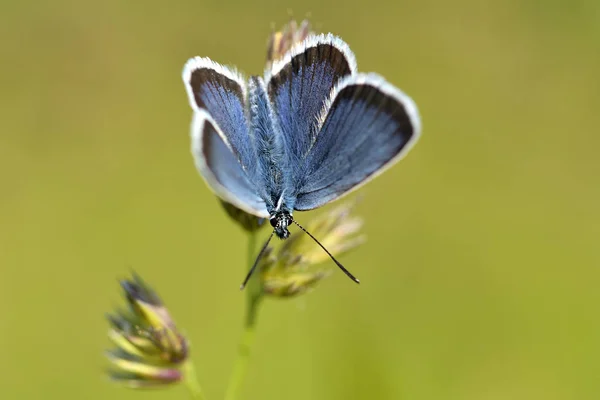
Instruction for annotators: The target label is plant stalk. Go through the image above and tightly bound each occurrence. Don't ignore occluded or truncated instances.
[183,360,206,400]
[224,231,263,400]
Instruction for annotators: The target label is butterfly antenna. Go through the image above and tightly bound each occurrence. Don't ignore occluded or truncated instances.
[240,230,275,290]
[292,220,360,284]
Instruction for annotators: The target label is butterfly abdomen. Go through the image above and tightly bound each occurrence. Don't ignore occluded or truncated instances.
[247,76,294,213]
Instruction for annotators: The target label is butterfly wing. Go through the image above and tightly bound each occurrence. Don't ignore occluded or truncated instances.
[183,57,258,171]
[190,110,269,217]
[183,57,269,217]
[265,34,356,176]
[295,73,421,210]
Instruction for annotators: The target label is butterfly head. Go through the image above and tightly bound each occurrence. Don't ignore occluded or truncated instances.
[270,211,293,239]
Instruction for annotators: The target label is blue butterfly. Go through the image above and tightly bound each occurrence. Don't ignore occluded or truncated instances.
[182,33,421,287]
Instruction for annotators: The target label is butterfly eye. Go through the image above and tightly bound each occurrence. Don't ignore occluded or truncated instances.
[269,217,278,228]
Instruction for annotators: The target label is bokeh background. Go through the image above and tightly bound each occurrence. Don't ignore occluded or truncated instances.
[2,0,599,399]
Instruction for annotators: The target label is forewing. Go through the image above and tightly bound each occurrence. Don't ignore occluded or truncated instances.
[183,57,255,171]
[265,34,356,165]
[191,110,269,218]
[295,73,421,210]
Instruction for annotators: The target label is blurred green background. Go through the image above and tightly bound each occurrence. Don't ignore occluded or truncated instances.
[1,0,599,399]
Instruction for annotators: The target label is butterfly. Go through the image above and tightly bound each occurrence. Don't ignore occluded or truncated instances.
[182,33,421,287]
